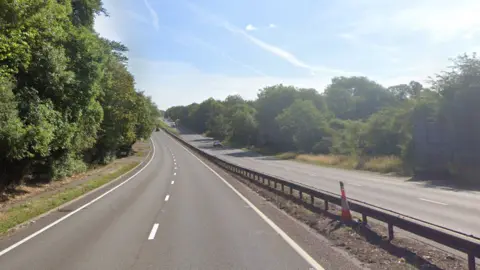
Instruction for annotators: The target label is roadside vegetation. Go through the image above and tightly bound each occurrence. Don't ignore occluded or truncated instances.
[158,120,179,135]
[0,161,138,235]
[166,54,480,182]
[0,0,161,193]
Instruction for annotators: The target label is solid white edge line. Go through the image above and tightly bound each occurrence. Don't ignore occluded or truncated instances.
[418,198,448,206]
[165,195,170,201]
[0,138,157,257]
[166,133,324,270]
[148,223,159,240]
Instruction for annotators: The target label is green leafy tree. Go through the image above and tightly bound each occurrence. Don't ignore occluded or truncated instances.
[229,104,258,146]
[275,100,330,152]
[324,76,395,120]
[255,85,298,148]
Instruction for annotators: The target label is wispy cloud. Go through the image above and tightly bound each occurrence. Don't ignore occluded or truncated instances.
[187,2,355,76]
[173,33,268,76]
[268,23,277,29]
[224,22,354,75]
[143,0,159,31]
[245,24,257,31]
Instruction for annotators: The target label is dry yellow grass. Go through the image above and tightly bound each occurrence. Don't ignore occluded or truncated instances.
[295,154,358,169]
[363,156,403,174]
[281,153,405,175]
[275,152,298,159]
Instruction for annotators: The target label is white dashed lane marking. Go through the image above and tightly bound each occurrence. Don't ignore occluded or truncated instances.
[148,223,159,240]
[418,198,448,206]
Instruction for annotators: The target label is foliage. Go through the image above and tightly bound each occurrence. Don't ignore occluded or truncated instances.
[275,100,330,152]
[0,0,160,190]
[166,53,480,180]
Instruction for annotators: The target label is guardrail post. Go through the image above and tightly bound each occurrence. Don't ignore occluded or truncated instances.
[281,184,284,193]
[362,214,368,225]
[289,187,293,195]
[468,254,475,270]
[324,200,329,211]
[299,191,303,201]
[388,223,394,240]
[310,194,314,205]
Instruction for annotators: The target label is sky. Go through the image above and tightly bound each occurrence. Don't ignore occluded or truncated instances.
[94,0,480,109]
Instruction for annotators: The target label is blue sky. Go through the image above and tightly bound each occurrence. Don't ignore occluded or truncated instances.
[94,0,480,109]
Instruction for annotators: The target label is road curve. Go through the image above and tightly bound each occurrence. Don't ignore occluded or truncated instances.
[0,131,348,270]
[177,127,480,238]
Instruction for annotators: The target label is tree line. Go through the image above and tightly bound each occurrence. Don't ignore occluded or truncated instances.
[166,54,480,181]
[0,0,161,190]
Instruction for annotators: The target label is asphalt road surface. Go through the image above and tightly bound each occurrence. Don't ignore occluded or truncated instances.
[176,126,480,238]
[0,130,353,270]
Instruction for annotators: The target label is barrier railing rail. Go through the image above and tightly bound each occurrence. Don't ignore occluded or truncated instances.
[162,128,480,270]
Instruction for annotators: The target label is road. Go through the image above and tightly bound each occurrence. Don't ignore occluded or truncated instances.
[177,127,480,238]
[0,130,358,270]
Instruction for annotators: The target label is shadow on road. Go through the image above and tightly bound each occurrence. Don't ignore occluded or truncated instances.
[191,138,214,143]
[197,145,233,151]
[225,151,262,158]
[175,126,197,135]
[407,172,480,192]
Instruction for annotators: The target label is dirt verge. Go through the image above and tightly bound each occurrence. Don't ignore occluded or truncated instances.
[226,169,473,270]
[0,140,151,235]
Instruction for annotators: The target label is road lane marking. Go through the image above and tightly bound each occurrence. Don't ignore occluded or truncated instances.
[418,198,448,206]
[350,183,362,187]
[165,195,170,201]
[308,173,316,177]
[168,135,325,270]
[171,181,174,185]
[0,138,157,257]
[173,172,177,176]
[174,166,177,170]
[148,223,159,240]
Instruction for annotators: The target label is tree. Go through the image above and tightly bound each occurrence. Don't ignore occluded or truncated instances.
[229,104,258,145]
[324,76,395,120]
[430,53,480,180]
[275,100,330,152]
[0,0,161,189]
[255,85,298,148]
[388,81,424,101]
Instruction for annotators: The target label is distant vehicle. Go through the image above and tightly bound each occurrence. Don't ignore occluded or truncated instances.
[213,141,223,148]
[156,127,160,131]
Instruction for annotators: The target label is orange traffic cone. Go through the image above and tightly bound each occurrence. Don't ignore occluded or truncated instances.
[340,181,352,222]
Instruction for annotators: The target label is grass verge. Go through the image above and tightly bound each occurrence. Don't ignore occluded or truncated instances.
[265,150,408,176]
[157,121,179,135]
[0,162,138,235]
